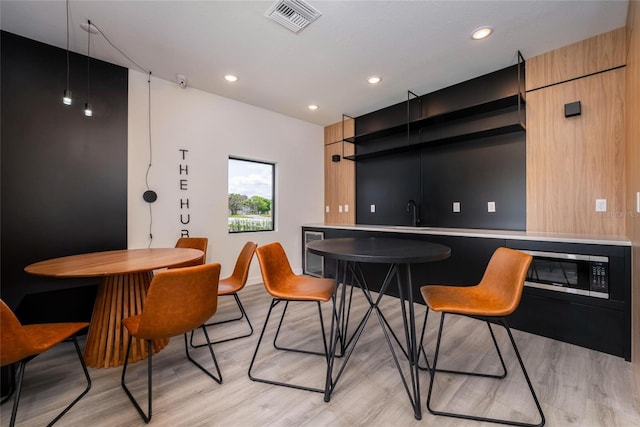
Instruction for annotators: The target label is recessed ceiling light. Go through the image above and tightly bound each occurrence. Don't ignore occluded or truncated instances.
[224,74,238,82]
[367,76,382,85]
[471,26,493,40]
[308,104,319,111]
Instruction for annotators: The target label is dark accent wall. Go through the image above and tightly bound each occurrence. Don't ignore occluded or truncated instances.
[356,132,525,229]
[355,64,526,230]
[420,132,525,229]
[0,31,128,320]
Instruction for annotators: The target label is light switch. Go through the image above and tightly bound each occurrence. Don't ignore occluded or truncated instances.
[487,201,496,213]
[453,202,461,213]
[636,192,640,214]
[344,204,349,212]
[338,205,343,213]
[370,204,376,213]
[325,205,330,213]
[595,199,607,212]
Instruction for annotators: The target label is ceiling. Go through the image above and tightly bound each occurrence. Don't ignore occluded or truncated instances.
[0,0,629,127]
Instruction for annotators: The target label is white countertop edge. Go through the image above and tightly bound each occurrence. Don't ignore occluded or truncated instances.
[303,224,631,247]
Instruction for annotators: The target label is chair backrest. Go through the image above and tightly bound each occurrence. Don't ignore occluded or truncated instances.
[0,300,31,366]
[172,237,208,268]
[255,242,295,296]
[477,247,533,315]
[135,263,221,339]
[225,241,257,286]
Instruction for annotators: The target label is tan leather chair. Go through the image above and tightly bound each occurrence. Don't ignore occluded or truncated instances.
[420,247,544,426]
[248,242,335,393]
[0,300,91,427]
[121,263,222,423]
[191,241,257,347]
[171,237,208,268]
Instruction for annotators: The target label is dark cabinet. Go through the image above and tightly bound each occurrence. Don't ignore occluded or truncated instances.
[302,227,631,360]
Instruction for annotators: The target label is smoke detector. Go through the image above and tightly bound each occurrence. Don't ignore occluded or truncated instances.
[265,0,321,34]
[176,74,187,89]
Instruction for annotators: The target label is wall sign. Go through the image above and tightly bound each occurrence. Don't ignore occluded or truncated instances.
[179,149,191,237]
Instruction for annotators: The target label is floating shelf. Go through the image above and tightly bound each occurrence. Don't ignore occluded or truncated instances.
[342,52,526,161]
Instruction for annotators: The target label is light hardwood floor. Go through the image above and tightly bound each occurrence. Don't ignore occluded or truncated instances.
[2,283,639,427]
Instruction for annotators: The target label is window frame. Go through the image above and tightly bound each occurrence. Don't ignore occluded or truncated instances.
[228,156,275,234]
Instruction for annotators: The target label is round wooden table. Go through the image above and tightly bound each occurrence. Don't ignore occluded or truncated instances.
[25,248,204,368]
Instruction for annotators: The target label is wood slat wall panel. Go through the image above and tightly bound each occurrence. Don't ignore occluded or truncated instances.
[526,68,626,235]
[526,27,627,91]
[625,0,640,393]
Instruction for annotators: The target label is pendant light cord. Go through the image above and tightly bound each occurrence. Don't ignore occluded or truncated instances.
[65,0,70,89]
[89,21,149,74]
[145,72,154,247]
[86,19,91,103]
[78,19,153,245]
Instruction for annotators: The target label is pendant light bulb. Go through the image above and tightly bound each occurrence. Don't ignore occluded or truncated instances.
[84,19,92,118]
[63,0,72,106]
[63,89,72,105]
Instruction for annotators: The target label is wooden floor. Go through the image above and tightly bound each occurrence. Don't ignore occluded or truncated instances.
[2,283,640,427]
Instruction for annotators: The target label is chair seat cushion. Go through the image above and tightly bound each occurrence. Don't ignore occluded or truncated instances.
[218,277,241,295]
[269,276,335,302]
[2,322,88,366]
[421,284,516,317]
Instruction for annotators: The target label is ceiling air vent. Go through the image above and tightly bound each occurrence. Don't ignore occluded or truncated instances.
[265,0,322,34]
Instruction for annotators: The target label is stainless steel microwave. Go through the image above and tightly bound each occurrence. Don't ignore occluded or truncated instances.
[520,250,609,299]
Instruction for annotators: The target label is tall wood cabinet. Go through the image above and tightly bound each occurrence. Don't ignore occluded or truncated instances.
[324,118,355,224]
[526,28,627,236]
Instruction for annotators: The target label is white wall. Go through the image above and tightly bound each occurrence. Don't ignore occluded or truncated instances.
[128,70,324,284]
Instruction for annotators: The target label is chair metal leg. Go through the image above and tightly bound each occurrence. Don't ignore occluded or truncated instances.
[426,313,545,427]
[189,293,254,347]
[4,336,91,427]
[184,327,222,384]
[0,364,16,405]
[7,360,25,427]
[121,337,152,423]
[47,336,92,426]
[419,311,507,379]
[273,300,327,357]
[417,306,431,371]
[248,298,328,393]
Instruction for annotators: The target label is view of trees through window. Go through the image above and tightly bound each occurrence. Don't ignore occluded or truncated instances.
[228,157,274,233]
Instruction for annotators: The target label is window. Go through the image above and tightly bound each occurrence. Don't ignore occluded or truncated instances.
[228,157,274,233]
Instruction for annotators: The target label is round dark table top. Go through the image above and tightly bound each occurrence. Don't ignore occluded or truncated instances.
[306,237,451,264]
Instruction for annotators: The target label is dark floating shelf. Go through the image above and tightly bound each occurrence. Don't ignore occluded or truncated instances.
[341,53,526,161]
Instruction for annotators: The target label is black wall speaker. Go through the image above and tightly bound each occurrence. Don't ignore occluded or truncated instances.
[564,101,581,118]
[143,190,157,203]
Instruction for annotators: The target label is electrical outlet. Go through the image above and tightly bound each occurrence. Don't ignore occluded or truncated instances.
[487,201,496,213]
[636,192,640,214]
[325,205,330,213]
[338,205,343,213]
[595,199,607,212]
[453,201,461,213]
[370,204,376,213]
[344,204,349,213]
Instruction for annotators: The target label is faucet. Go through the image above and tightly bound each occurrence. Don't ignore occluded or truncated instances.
[407,200,420,227]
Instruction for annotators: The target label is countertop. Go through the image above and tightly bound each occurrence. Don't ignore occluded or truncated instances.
[303,223,632,246]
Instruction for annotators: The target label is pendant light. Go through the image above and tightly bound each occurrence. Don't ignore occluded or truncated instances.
[62,0,72,105]
[84,19,93,117]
